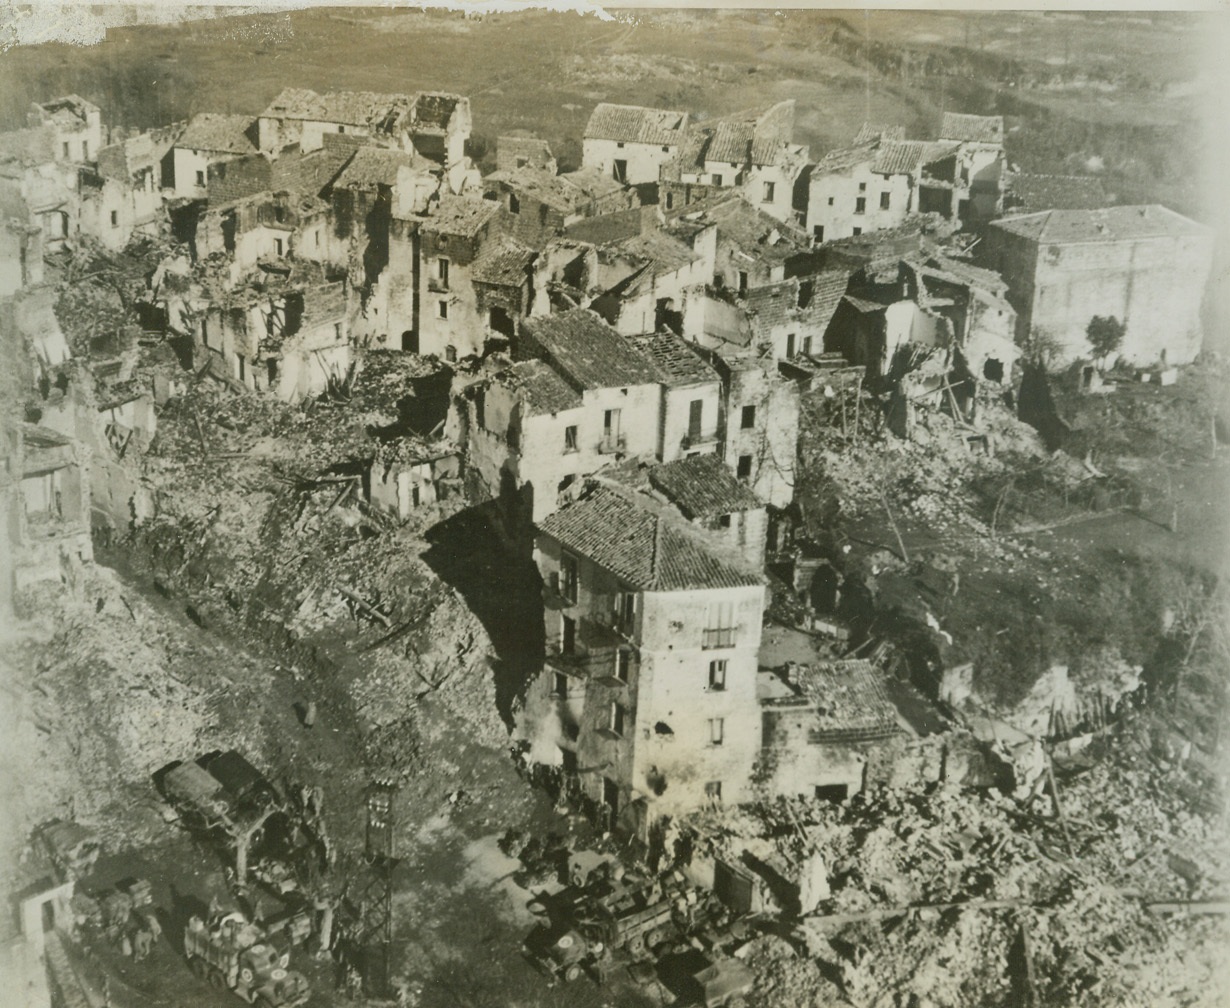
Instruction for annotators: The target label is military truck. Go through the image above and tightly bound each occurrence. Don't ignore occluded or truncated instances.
[184,912,310,1007]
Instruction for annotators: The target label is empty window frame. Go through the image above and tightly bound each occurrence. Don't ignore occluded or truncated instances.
[708,659,727,691]
[736,455,753,480]
[709,717,725,746]
[855,197,866,214]
[560,553,579,604]
[762,181,776,202]
[437,300,449,320]
[880,191,891,210]
[609,701,626,737]
[437,257,450,286]
[564,425,578,452]
[740,405,756,429]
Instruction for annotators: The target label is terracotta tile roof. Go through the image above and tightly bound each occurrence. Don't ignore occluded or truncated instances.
[871,139,932,177]
[583,103,688,146]
[559,165,628,204]
[609,229,698,279]
[648,454,763,519]
[842,294,890,314]
[537,485,762,591]
[333,146,433,189]
[813,141,878,176]
[424,193,498,237]
[854,122,906,144]
[496,359,581,416]
[524,309,661,390]
[496,135,555,173]
[938,112,1004,145]
[990,205,1209,244]
[178,113,257,155]
[486,165,581,213]
[628,331,718,386]
[564,207,645,245]
[471,233,536,287]
[262,87,413,129]
[1004,172,1109,211]
[788,659,900,741]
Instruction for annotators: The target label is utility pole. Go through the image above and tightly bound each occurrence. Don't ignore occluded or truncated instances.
[358,779,399,999]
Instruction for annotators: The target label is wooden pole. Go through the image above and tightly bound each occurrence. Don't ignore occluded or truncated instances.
[881,493,910,564]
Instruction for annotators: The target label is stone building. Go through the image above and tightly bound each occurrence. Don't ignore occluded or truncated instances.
[981,205,1214,367]
[79,127,180,250]
[196,267,350,401]
[935,112,1005,228]
[668,101,809,226]
[413,193,504,360]
[530,482,766,830]
[495,135,556,175]
[582,103,689,188]
[482,164,638,249]
[28,95,102,166]
[168,114,258,200]
[0,127,80,257]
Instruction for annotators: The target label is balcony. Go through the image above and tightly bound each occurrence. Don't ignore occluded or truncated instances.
[597,434,627,455]
[702,627,736,650]
[427,277,450,294]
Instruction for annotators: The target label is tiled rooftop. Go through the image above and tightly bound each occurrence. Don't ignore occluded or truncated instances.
[471,233,536,287]
[177,113,257,155]
[628,331,718,386]
[990,205,1209,244]
[495,359,582,416]
[648,454,763,519]
[333,146,433,188]
[424,192,499,237]
[583,103,688,146]
[262,87,414,128]
[854,122,906,144]
[524,309,661,391]
[537,484,762,592]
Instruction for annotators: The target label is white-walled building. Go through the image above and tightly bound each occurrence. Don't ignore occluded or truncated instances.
[28,95,102,166]
[169,114,258,200]
[530,483,765,831]
[582,103,689,187]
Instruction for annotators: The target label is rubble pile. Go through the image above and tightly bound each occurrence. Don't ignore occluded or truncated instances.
[682,720,1230,1008]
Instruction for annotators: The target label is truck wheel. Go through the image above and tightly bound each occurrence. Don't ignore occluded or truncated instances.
[189,957,208,980]
[208,968,227,990]
[564,964,583,982]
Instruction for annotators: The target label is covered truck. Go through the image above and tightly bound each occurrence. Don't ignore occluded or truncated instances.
[184,912,310,1007]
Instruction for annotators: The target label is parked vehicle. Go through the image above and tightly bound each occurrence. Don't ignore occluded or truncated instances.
[183,912,310,1007]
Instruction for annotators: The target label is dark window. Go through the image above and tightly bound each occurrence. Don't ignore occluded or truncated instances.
[665,191,674,210]
[437,257,449,286]
[338,125,346,134]
[553,671,568,696]
[786,333,796,357]
[855,197,866,214]
[827,196,834,206]
[564,425,578,452]
[237,355,246,383]
[616,649,631,682]
[62,142,69,158]
[737,455,752,480]
[712,173,724,187]
[444,345,457,363]
[812,224,824,242]
[762,181,775,203]
[266,359,278,386]
[82,141,88,159]
[815,783,849,802]
[508,193,520,214]
[109,210,118,226]
[615,590,636,634]
[562,615,576,655]
[274,237,285,256]
[880,191,891,210]
[708,660,727,691]
[437,300,449,320]
[737,271,748,294]
[852,227,861,236]
[706,781,722,801]
[688,399,703,440]
[613,160,628,183]
[195,170,205,187]
[802,335,813,356]
[609,702,625,737]
[858,181,866,192]
[709,718,725,746]
[741,405,756,429]
[717,514,731,529]
[561,553,578,604]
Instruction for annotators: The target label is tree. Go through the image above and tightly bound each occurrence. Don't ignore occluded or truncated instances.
[1020,325,1064,372]
[1086,315,1125,368]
